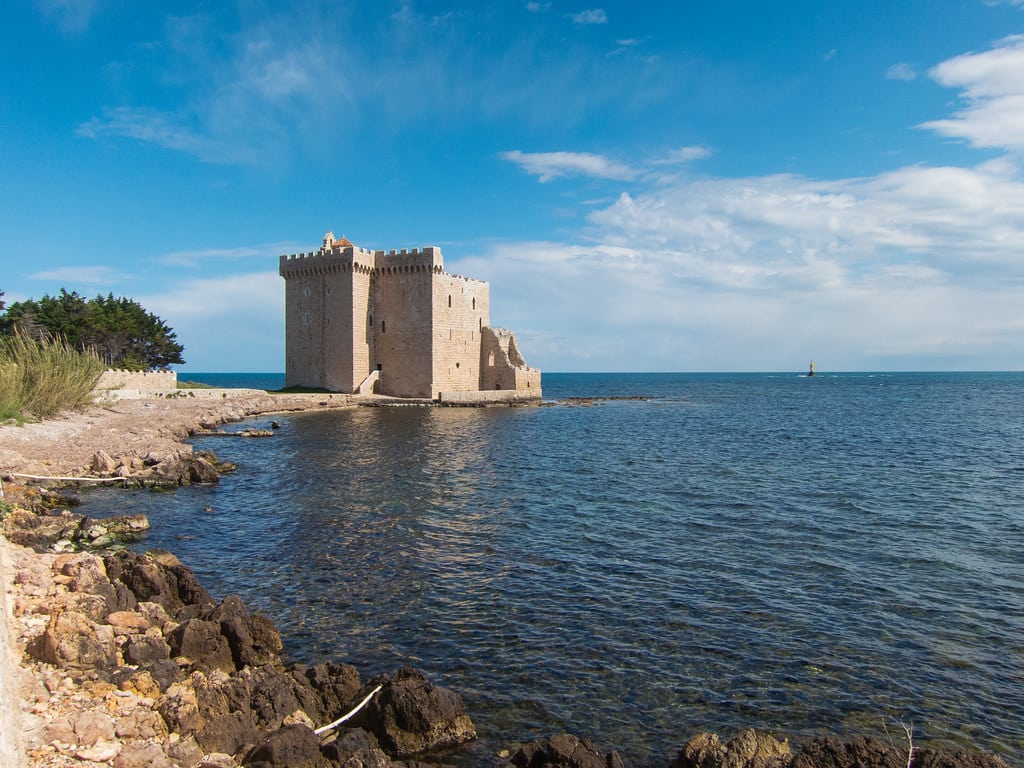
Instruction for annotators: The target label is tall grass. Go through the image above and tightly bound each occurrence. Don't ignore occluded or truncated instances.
[0,331,105,420]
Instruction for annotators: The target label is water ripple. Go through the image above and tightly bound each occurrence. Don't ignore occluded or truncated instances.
[80,373,1024,766]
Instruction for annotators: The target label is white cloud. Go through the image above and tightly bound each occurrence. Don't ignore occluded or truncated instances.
[459,152,1024,371]
[885,62,917,81]
[526,2,551,12]
[156,244,302,268]
[502,150,638,182]
[137,272,284,371]
[569,9,608,25]
[920,35,1024,153]
[656,146,712,164]
[77,107,262,165]
[28,266,121,285]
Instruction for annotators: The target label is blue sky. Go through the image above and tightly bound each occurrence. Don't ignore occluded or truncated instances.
[2,1,1023,372]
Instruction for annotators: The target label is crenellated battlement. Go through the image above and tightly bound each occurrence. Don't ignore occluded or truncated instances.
[280,236,447,278]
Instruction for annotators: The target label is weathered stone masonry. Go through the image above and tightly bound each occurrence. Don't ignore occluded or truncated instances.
[280,232,541,400]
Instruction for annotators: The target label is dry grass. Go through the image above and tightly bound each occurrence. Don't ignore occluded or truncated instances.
[0,331,104,420]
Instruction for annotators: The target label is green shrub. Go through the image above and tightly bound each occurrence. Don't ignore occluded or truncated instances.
[0,330,104,420]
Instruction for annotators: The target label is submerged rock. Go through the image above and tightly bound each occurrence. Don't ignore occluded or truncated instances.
[510,734,624,768]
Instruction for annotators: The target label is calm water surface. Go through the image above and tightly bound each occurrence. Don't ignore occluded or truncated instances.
[82,373,1024,765]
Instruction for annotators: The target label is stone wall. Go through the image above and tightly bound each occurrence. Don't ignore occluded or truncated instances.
[372,264,435,398]
[94,370,177,391]
[431,274,490,398]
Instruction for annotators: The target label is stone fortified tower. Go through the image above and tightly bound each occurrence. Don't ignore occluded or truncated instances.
[279,232,541,401]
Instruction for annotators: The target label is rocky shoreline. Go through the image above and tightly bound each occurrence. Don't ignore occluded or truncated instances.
[0,393,1015,768]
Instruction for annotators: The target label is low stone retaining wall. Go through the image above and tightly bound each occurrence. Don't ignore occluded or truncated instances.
[438,389,543,405]
[94,370,177,391]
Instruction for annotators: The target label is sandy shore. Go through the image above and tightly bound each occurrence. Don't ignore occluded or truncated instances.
[0,389,359,481]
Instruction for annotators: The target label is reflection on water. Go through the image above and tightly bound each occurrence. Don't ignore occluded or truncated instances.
[80,373,1024,766]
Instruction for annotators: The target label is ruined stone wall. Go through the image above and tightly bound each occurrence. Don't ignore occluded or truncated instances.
[479,327,542,396]
[94,369,177,391]
[431,273,489,398]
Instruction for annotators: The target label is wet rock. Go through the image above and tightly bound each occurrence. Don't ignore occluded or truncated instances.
[914,749,1013,768]
[28,609,118,670]
[74,514,150,546]
[190,456,221,484]
[790,737,1011,768]
[789,736,906,768]
[352,667,476,758]
[167,618,236,674]
[244,724,332,768]
[512,734,623,768]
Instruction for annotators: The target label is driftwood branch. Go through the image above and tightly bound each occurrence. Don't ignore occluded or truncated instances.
[314,684,383,737]
[4,472,128,483]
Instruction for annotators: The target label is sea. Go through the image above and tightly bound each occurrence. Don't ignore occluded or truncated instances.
[78,372,1024,766]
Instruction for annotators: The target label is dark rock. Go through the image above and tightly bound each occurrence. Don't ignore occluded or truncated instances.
[244,724,331,768]
[141,658,183,691]
[103,550,215,620]
[249,668,320,730]
[196,711,260,756]
[351,667,476,758]
[166,618,236,673]
[297,661,362,726]
[321,728,394,768]
[790,736,914,768]
[122,634,172,665]
[204,595,284,669]
[512,734,623,768]
[914,748,1012,768]
[791,737,1012,768]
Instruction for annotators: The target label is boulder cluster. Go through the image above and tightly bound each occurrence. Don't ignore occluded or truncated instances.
[6,541,476,768]
[85,449,235,487]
